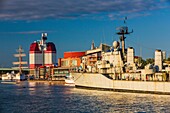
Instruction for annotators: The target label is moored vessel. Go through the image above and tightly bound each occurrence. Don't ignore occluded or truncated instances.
[71,18,170,95]
[65,74,75,85]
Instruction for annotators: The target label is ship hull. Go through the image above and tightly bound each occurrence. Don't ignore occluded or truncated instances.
[71,73,170,95]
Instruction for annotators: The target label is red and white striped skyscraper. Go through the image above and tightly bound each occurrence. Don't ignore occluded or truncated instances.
[29,33,56,69]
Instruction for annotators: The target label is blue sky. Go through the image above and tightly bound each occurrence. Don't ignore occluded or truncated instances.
[0,0,170,67]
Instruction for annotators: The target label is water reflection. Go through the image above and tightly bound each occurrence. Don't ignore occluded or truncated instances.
[0,82,170,113]
[28,82,36,95]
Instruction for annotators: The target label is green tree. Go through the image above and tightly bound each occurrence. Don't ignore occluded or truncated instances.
[137,57,146,69]
[146,58,154,65]
[166,57,170,61]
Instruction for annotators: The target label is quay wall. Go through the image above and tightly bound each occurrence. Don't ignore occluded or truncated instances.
[28,80,65,85]
[71,73,170,94]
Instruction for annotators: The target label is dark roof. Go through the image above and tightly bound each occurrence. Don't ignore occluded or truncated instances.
[46,42,56,52]
[30,42,40,51]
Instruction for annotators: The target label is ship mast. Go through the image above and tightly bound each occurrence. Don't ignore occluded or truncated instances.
[13,46,27,74]
[116,17,133,55]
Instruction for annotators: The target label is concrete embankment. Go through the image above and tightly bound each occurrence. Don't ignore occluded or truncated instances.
[28,80,65,85]
[0,80,66,85]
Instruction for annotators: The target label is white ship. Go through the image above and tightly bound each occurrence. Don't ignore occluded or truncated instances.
[71,18,170,95]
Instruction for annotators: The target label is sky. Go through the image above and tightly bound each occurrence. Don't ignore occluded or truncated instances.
[0,0,170,67]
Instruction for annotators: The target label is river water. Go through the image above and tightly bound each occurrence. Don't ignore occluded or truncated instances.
[0,82,170,113]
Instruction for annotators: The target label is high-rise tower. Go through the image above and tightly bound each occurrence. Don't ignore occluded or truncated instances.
[29,33,56,69]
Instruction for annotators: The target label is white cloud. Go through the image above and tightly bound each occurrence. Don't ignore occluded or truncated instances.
[0,0,169,20]
[0,30,57,34]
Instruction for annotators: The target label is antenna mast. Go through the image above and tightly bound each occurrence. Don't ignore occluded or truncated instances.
[116,17,133,55]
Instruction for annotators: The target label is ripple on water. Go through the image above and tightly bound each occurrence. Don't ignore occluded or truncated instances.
[0,83,170,113]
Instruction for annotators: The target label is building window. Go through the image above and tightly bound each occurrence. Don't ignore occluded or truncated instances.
[61,60,69,66]
[61,61,64,66]
[72,60,77,66]
[65,60,69,66]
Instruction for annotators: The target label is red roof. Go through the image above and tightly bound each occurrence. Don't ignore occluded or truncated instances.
[64,52,85,58]
[30,42,56,52]
[30,42,40,51]
[46,42,56,52]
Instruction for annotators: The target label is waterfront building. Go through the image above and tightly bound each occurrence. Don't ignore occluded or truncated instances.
[51,51,85,81]
[58,51,85,68]
[29,33,56,79]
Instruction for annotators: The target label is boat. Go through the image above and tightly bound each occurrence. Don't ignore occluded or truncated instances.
[1,72,16,81]
[71,18,170,95]
[1,46,27,83]
[65,74,75,85]
[1,71,26,82]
